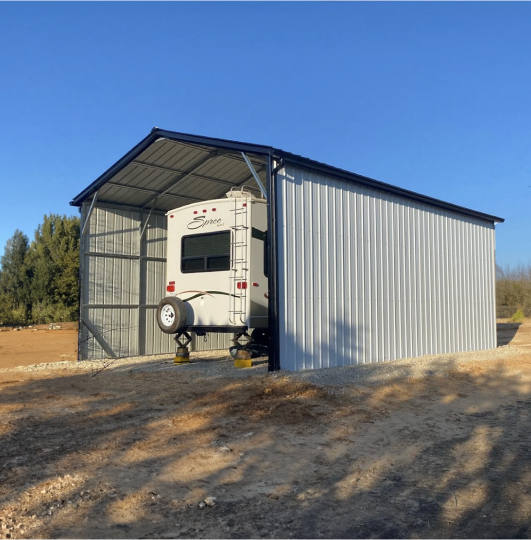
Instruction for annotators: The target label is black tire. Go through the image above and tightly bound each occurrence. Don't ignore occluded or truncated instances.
[157,297,188,334]
[251,328,269,346]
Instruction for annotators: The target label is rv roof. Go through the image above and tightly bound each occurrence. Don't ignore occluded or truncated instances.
[166,195,266,216]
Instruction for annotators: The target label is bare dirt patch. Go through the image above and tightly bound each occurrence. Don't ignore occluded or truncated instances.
[0,323,78,369]
[1,322,531,538]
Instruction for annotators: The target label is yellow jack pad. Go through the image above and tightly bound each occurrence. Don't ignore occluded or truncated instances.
[234,359,252,368]
[174,356,190,364]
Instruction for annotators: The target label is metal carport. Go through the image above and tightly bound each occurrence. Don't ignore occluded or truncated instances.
[72,128,503,372]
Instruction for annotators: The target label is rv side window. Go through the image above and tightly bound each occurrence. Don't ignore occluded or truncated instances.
[181,231,231,273]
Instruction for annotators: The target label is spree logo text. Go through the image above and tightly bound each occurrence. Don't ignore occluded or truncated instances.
[187,216,224,230]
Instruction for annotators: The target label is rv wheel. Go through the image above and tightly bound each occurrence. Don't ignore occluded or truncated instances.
[156,297,187,334]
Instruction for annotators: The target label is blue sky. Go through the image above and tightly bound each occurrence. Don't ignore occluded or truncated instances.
[0,2,529,268]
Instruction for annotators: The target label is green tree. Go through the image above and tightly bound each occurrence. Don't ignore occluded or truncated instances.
[0,217,81,325]
[0,229,30,306]
[25,214,80,322]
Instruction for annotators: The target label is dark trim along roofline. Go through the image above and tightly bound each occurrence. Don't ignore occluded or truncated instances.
[275,150,505,224]
[70,128,504,224]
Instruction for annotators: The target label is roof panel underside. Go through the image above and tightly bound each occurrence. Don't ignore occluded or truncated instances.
[94,139,267,211]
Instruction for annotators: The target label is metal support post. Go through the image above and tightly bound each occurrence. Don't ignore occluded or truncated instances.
[241,153,267,199]
[140,205,155,239]
[81,191,99,237]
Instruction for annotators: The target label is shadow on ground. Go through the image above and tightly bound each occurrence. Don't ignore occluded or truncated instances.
[497,322,521,347]
[1,330,531,538]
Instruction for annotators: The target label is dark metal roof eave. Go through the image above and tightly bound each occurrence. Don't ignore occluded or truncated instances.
[69,128,274,207]
[274,150,505,224]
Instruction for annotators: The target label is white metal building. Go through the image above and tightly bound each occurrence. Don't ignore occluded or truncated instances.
[71,128,503,371]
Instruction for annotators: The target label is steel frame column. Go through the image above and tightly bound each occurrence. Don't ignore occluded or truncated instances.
[267,154,281,372]
[78,200,119,360]
[242,152,267,198]
[138,209,150,356]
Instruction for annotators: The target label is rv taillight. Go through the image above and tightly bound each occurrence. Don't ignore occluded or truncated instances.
[237,281,247,290]
[167,281,175,293]
[170,215,174,218]
[212,208,216,211]
[203,209,207,213]
[194,211,198,214]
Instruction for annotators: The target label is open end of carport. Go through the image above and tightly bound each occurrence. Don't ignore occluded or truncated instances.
[71,132,277,372]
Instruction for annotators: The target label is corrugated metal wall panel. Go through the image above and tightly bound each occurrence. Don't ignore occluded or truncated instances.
[81,307,140,359]
[143,260,166,306]
[144,214,167,259]
[276,165,497,371]
[80,202,234,360]
[87,206,140,256]
[86,255,140,306]
[143,307,175,355]
[80,204,142,360]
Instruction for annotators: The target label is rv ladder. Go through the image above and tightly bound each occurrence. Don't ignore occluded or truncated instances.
[228,192,251,325]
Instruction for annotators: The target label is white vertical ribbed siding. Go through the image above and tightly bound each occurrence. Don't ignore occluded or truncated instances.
[81,206,141,359]
[277,165,497,371]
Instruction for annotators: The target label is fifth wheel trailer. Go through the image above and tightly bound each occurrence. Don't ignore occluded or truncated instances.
[70,128,504,371]
[156,189,269,360]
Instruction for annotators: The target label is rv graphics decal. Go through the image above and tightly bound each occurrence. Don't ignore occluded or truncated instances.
[187,216,225,230]
[177,290,239,302]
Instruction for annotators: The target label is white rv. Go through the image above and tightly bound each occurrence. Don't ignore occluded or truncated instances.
[156,189,269,353]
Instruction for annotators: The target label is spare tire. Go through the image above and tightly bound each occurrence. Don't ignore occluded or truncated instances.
[157,297,188,334]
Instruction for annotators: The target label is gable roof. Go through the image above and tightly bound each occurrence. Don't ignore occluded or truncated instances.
[70,127,504,223]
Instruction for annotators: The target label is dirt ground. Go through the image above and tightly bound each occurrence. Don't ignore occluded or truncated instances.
[0,323,78,369]
[1,322,531,539]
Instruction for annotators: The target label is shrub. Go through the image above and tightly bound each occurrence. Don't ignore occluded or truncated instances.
[0,294,16,326]
[0,295,26,326]
[31,301,55,324]
[51,303,77,323]
[496,263,531,318]
[510,309,525,323]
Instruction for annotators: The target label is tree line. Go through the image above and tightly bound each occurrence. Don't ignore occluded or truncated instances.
[496,263,531,321]
[0,214,80,326]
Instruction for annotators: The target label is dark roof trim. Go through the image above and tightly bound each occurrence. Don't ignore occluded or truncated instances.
[70,128,273,207]
[155,129,273,156]
[275,150,505,224]
[71,127,504,224]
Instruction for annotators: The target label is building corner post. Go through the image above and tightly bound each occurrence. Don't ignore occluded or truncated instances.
[267,153,281,372]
